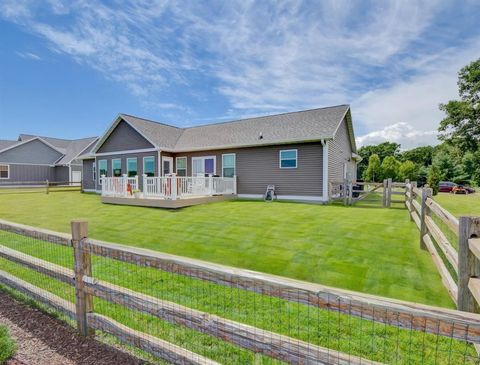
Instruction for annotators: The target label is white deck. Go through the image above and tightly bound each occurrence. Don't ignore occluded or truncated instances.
[101,174,237,201]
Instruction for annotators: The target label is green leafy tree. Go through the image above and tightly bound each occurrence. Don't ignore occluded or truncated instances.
[357,142,401,178]
[398,160,418,181]
[400,146,433,167]
[363,154,382,182]
[427,165,442,195]
[417,165,429,186]
[432,150,455,181]
[380,156,400,180]
[439,58,480,152]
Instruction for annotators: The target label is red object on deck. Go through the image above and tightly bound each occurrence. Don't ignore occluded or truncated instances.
[127,183,133,196]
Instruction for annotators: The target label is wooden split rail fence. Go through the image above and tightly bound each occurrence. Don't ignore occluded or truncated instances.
[1,219,480,363]
[405,182,480,317]
[0,181,81,194]
[330,178,405,207]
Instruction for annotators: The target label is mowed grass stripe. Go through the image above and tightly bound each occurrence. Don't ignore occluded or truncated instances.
[0,192,452,306]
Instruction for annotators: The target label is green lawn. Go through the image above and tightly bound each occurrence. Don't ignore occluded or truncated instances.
[0,325,15,364]
[434,192,480,217]
[0,191,452,306]
[0,191,475,364]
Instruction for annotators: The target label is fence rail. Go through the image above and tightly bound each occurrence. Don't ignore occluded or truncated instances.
[0,180,81,194]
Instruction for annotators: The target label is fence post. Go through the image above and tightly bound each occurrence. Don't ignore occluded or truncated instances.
[419,185,432,250]
[46,180,49,195]
[382,179,387,207]
[386,178,392,208]
[458,216,480,312]
[233,175,237,195]
[71,220,93,336]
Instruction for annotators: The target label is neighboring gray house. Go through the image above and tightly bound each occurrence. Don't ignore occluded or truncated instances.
[0,134,97,184]
[82,105,359,202]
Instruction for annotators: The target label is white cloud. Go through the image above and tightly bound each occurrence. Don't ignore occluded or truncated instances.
[356,122,438,149]
[1,0,479,149]
[16,51,41,61]
[353,39,480,148]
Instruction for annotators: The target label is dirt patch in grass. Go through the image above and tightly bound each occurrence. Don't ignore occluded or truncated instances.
[0,291,145,365]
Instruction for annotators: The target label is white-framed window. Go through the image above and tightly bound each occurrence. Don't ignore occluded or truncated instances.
[279,149,297,169]
[127,158,137,177]
[112,158,122,177]
[176,156,187,177]
[143,156,155,177]
[192,156,216,175]
[98,159,107,184]
[0,164,9,179]
[92,162,96,181]
[222,154,236,177]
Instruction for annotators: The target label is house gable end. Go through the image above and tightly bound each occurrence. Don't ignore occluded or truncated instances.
[0,138,64,165]
[96,120,155,154]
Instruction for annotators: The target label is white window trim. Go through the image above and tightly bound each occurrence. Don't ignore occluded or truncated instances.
[92,162,96,181]
[221,153,236,177]
[98,159,107,184]
[112,158,122,177]
[192,156,216,175]
[176,156,187,175]
[143,156,155,176]
[0,164,10,179]
[279,149,298,169]
[127,157,138,177]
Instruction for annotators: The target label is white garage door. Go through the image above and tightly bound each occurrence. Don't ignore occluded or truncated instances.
[72,171,82,183]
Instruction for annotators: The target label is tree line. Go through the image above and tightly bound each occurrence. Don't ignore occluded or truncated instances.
[358,58,480,194]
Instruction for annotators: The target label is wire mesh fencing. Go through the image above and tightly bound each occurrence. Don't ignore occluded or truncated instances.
[0,218,479,364]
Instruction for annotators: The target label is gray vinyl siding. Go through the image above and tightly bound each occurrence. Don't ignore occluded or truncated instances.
[0,139,63,165]
[82,159,95,190]
[97,121,154,153]
[180,143,323,196]
[94,152,159,191]
[54,166,70,182]
[328,117,355,183]
[0,164,55,183]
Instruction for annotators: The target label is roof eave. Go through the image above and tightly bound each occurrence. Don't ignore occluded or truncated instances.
[163,136,335,153]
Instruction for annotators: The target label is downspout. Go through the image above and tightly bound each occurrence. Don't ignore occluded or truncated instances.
[321,139,329,202]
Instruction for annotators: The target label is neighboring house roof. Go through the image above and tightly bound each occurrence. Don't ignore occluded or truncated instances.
[1,134,98,166]
[93,104,356,153]
[55,137,98,165]
[0,140,20,151]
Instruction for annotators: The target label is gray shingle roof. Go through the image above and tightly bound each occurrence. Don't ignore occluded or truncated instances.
[0,140,20,151]
[120,114,183,150]
[16,134,98,165]
[56,137,98,165]
[113,105,352,153]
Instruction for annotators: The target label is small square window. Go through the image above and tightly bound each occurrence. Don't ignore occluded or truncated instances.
[0,165,9,179]
[280,150,297,169]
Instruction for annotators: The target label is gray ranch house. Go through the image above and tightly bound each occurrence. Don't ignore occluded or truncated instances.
[0,134,97,184]
[81,104,359,203]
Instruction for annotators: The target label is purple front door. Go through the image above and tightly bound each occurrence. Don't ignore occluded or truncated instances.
[204,158,215,175]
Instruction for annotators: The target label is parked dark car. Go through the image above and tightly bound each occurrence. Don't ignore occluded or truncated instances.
[438,181,457,193]
[451,185,476,194]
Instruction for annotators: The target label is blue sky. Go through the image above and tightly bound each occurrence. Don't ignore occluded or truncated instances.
[1,1,479,149]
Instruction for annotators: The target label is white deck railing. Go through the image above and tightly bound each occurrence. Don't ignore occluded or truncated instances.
[102,174,236,200]
[101,175,139,197]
